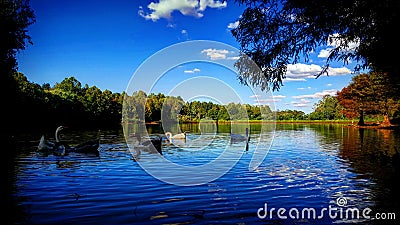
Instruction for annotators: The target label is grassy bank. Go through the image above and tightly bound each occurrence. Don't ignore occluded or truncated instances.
[175,119,357,124]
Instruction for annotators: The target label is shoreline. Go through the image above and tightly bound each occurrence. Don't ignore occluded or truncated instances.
[142,121,399,129]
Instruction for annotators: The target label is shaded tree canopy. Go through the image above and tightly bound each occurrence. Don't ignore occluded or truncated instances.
[0,0,35,80]
[232,0,400,91]
[1,0,35,133]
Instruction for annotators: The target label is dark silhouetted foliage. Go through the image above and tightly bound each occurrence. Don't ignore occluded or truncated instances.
[232,0,400,91]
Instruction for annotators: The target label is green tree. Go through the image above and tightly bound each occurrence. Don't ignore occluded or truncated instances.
[146,93,166,121]
[276,110,305,120]
[161,96,185,123]
[309,95,344,120]
[53,76,83,95]
[207,104,220,120]
[217,106,230,121]
[232,0,400,91]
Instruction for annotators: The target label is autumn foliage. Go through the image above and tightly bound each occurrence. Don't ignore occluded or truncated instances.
[337,72,399,126]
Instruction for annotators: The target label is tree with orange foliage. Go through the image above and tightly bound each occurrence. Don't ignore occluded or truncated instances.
[337,72,399,126]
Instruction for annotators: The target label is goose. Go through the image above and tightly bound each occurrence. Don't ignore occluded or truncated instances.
[165,131,187,141]
[230,128,250,150]
[53,144,67,156]
[37,126,66,152]
[230,128,250,142]
[135,135,162,155]
[38,126,100,156]
[68,139,100,156]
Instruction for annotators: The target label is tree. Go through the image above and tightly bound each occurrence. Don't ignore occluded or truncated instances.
[309,95,344,120]
[336,87,359,123]
[337,74,377,125]
[232,0,400,91]
[1,0,35,132]
[368,72,399,126]
[276,110,305,120]
[53,76,83,95]
[337,72,399,126]
[1,0,35,77]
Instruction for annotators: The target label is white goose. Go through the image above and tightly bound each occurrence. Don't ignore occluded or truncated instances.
[165,131,187,141]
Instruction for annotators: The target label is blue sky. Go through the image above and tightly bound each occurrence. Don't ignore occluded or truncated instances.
[17,0,359,113]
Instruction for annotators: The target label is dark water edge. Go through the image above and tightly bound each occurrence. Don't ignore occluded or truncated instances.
[6,124,400,224]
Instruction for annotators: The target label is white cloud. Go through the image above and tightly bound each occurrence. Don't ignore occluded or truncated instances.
[297,87,311,90]
[227,21,239,29]
[328,33,359,50]
[227,56,240,60]
[292,99,311,107]
[318,48,332,58]
[249,94,260,98]
[199,0,227,10]
[253,95,285,104]
[284,77,307,82]
[286,63,323,79]
[253,102,271,106]
[181,29,189,39]
[326,83,332,87]
[292,89,338,99]
[318,33,360,59]
[184,68,201,73]
[328,67,352,74]
[285,63,351,80]
[254,99,281,103]
[139,0,227,21]
[201,48,238,60]
[273,95,286,99]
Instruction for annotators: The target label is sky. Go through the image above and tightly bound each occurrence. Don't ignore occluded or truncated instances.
[17,0,360,114]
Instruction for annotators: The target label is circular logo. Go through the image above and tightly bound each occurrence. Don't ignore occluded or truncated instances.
[336,197,347,207]
[122,40,276,186]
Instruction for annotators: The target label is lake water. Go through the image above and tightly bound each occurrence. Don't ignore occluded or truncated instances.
[8,123,400,224]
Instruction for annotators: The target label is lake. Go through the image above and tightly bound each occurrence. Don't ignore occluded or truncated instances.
[8,123,400,224]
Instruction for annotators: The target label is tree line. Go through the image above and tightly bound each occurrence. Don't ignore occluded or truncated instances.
[13,73,123,129]
[13,70,400,129]
[122,91,274,123]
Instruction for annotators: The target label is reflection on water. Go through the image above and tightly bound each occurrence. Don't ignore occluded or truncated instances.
[9,124,400,224]
[310,124,400,216]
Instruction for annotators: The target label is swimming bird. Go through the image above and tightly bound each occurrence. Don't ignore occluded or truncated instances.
[135,135,163,155]
[165,131,187,141]
[230,128,250,142]
[37,125,66,152]
[68,139,100,156]
[230,128,250,150]
[38,126,100,156]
